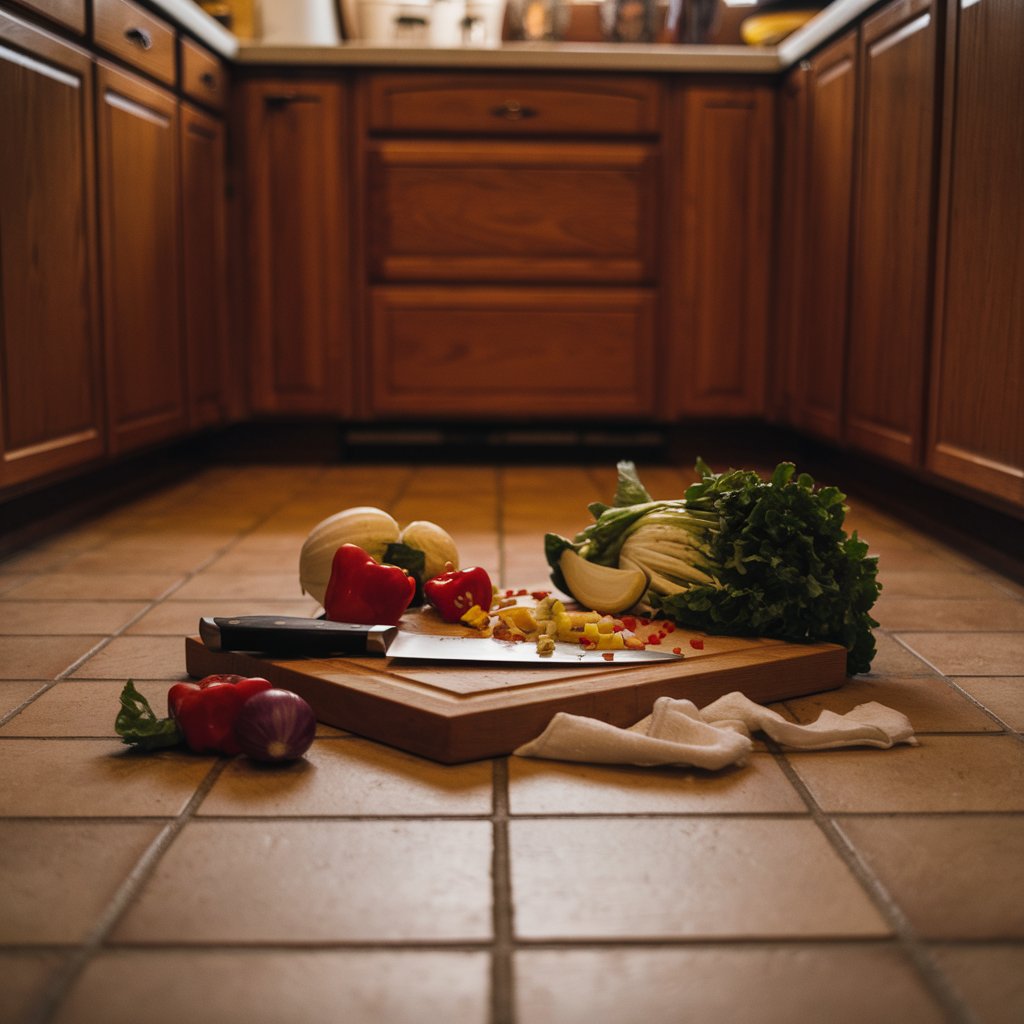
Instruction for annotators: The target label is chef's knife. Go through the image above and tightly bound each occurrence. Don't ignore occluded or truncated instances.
[198,615,684,666]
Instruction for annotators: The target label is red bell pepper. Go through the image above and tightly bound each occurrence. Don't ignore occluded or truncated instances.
[167,674,272,755]
[423,564,493,624]
[323,543,416,626]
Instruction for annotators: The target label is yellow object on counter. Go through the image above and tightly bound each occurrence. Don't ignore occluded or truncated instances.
[740,10,818,46]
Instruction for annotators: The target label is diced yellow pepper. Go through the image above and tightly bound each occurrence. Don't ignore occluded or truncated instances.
[498,606,538,633]
[460,604,491,630]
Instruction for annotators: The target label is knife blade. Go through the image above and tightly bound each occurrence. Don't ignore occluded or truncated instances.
[198,615,684,666]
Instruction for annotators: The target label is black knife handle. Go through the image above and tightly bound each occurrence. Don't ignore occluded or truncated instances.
[199,616,395,657]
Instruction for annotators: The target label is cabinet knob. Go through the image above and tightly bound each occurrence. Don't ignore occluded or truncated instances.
[491,99,537,121]
[200,72,218,91]
[124,26,153,50]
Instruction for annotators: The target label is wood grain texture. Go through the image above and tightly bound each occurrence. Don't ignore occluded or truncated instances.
[181,36,226,112]
[796,31,858,442]
[0,12,104,487]
[9,0,85,34]
[367,139,657,283]
[363,71,663,137]
[93,0,175,86]
[670,84,774,417]
[235,79,353,416]
[368,285,657,418]
[845,0,936,468]
[96,62,187,454]
[927,0,1024,506]
[180,103,229,431]
[184,620,846,763]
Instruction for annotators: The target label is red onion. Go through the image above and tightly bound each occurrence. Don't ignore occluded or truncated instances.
[233,689,316,763]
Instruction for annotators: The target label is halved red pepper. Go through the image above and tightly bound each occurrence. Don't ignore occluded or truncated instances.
[167,674,272,755]
[423,563,493,624]
[323,543,416,626]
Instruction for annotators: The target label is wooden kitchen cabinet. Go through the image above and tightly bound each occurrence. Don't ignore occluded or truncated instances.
[359,71,664,421]
[668,84,774,418]
[96,62,188,454]
[234,78,353,416]
[180,102,230,429]
[845,0,937,467]
[0,10,105,488]
[927,0,1024,507]
[793,30,858,441]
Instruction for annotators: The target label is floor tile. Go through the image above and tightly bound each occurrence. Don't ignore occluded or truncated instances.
[866,634,938,677]
[839,816,1024,939]
[168,572,305,601]
[0,680,169,737]
[1,572,185,601]
[0,636,103,680]
[952,677,1024,730]
[113,819,493,943]
[69,636,191,680]
[514,945,945,1024]
[786,735,1024,812]
[895,632,1024,676]
[873,596,1024,631]
[931,944,1024,1024]
[0,739,213,816]
[784,675,1001,733]
[0,821,160,942]
[509,818,889,939]
[875,570,1011,599]
[0,681,46,719]
[0,600,147,636]
[508,753,806,815]
[0,952,66,1024]
[124,598,317,636]
[199,738,493,816]
[54,950,489,1024]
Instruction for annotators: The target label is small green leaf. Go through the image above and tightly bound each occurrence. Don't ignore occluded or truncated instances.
[115,680,181,752]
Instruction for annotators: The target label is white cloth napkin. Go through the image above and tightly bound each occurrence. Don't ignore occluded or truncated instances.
[513,691,917,770]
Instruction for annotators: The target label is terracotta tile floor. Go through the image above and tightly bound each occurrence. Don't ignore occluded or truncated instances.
[1,461,1022,1024]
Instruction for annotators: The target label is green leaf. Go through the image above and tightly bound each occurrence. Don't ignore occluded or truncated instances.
[115,680,182,752]
[383,541,427,605]
[613,461,652,507]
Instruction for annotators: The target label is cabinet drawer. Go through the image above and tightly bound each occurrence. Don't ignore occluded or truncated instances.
[12,0,86,34]
[369,287,656,418]
[181,36,225,110]
[94,0,175,85]
[368,141,658,283]
[365,73,663,137]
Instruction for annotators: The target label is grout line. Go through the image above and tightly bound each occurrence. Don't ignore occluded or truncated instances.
[24,757,231,1024]
[490,757,516,1024]
[769,744,978,1024]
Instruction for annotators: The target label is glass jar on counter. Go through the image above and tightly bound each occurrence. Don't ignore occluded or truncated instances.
[507,0,569,40]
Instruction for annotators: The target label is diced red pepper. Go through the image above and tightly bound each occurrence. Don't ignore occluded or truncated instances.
[690,638,705,650]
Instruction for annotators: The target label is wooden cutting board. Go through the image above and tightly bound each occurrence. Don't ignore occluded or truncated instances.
[183,610,846,763]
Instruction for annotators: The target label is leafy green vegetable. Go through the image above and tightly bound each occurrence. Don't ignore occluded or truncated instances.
[115,680,182,751]
[383,541,427,605]
[545,459,881,674]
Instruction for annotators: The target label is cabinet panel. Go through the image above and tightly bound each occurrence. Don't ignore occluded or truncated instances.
[367,140,658,283]
[93,0,176,86]
[180,103,229,430]
[796,31,857,441]
[0,12,104,487]
[846,0,936,466]
[927,0,1024,506]
[369,287,656,418]
[364,73,662,137]
[236,79,352,415]
[669,85,774,417]
[181,36,226,111]
[11,0,86,34]
[96,62,187,453]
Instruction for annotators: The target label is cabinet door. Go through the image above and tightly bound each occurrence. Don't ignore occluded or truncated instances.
[669,85,774,417]
[846,0,937,466]
[369,286,656,419]
[180,103,229,429]
[96,62,187,453]
[796,31,858,441]
[927,0,1024,506]
[0,13,104,488]
[769,62,809,425]
[236,79,352,416]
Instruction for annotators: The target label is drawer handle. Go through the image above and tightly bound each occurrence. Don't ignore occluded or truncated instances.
[491,99,537,121]
[124,26,153,50]
[200,71,218,91]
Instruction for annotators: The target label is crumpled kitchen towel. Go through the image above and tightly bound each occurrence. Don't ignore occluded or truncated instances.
[513,691,916,770]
